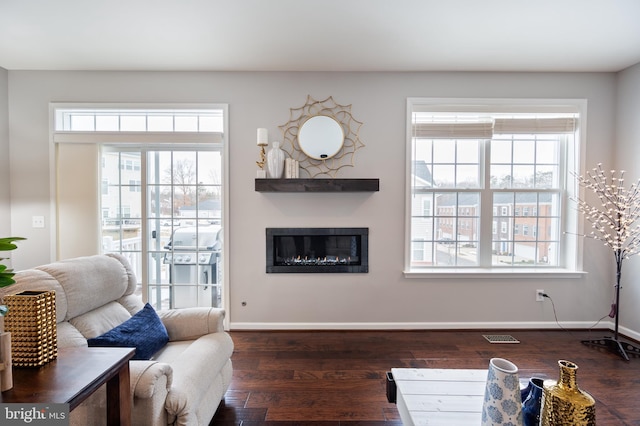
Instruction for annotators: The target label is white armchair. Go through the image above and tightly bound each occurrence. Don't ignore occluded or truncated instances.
[1,254,233,426]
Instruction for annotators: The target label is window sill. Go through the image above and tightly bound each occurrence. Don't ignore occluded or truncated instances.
[403,268,586,279]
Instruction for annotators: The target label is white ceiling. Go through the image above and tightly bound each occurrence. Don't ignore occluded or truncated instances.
[1,0,640,73]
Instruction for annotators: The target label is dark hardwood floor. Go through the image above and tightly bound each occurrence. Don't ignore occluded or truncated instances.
[209,329,640,425]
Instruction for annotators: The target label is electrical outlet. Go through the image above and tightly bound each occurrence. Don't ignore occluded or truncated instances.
[536,289,545,302]
[32,216,45,228]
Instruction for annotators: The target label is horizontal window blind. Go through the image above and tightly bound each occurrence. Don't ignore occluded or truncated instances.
[493,117,578,134]
[412,122,493,139]
[413,116,578,139]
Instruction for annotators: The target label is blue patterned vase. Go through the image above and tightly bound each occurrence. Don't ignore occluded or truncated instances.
[521,378,544,426]
[482,358,524,426]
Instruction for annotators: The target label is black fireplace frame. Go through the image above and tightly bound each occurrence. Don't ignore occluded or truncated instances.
[266,227,369,273]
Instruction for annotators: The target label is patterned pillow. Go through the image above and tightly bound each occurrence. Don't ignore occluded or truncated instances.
[87,303,169,360]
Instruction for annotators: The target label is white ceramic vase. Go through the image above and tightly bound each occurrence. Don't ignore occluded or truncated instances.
[481,357,523,426]
[266,141,285,179]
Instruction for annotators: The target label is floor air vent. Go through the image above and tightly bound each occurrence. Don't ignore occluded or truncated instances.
[483,334,520,344]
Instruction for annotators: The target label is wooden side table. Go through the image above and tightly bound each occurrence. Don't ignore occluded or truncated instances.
[1,346,135,426]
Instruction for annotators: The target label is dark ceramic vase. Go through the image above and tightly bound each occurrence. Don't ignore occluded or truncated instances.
[522,377,544,426]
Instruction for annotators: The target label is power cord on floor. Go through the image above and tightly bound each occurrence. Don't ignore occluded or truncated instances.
[542,292,611,335]
[541,293,572,335]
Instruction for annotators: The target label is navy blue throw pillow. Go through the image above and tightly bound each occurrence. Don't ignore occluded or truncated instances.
[88,303,169,360]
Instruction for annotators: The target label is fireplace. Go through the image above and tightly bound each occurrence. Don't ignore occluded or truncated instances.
[266,227,369,273]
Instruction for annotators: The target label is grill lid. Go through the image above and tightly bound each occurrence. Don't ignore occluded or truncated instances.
[168,225,221,251]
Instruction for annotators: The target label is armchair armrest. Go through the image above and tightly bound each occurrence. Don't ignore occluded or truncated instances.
[129,360,173,399]
[157,307,226,341]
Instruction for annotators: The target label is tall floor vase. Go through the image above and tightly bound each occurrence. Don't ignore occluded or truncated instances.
[482,358,523,426]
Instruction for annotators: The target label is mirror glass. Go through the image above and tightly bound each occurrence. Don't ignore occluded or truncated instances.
[298,115,344,160]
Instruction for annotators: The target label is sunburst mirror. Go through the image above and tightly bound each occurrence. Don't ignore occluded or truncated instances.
[278,95,364,178]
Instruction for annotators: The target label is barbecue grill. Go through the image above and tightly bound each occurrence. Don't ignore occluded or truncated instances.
[164,224,222,308]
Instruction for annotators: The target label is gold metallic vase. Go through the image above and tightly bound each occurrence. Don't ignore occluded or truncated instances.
[4,290,58,367]
[540,360,595,426]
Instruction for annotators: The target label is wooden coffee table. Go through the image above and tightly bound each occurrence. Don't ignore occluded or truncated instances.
[1,346,135,426]
[391,368,488,426]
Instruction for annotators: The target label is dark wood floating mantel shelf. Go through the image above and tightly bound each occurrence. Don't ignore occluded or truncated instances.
[255,178,379,192]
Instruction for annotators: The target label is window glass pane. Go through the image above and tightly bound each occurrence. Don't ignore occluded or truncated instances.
[433,140,455,163]
[512,165,535,187]
[491,139,512,163]
[414,139,433,163]
[175,116,198,132]
[120,115,146,131]
[457,139,479,163]
[491,165,512,188]
[536,139,558,163]
[152,185,173,217]
[147,151,172,185]
[513,140,535,163]
[70,115,94,131]
[456,165,479,188]
[96,115,119,131]
[148,115,174,131]
[535,165,558,189]
[432,165,455,188]
[197,151,221,185]
[411,217,434,247]
[411,241,432,266]
[413,162,434,188]
[199,115,223,132]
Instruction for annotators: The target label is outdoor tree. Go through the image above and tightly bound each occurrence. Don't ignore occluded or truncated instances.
[164,159,196,211]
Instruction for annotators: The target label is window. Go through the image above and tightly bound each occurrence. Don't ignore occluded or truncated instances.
[407,98,583,272]
[422,199,432,216]
[128,180,142,192]
[53,105,227,311]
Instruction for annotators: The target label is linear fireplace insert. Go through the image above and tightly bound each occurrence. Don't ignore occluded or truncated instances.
[266,227,369,273]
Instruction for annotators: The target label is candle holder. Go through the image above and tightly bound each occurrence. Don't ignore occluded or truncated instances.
[256,128,269,178]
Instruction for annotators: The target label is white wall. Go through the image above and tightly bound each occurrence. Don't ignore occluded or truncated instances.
[0,67,10,236]
[7,71,620,331]
[615,63,640,336]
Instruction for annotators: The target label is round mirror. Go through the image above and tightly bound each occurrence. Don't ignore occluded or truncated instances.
[298,115,345,160]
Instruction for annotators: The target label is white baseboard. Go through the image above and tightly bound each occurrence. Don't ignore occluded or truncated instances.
[618,325,640,342]
[229,320,618,331]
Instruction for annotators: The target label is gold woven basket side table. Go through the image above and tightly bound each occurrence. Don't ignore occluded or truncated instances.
[4,290,58,367]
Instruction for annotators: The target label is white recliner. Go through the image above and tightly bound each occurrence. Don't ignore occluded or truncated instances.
[0,253,233,426]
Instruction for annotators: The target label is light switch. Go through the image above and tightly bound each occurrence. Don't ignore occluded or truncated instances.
[32,216,45,228]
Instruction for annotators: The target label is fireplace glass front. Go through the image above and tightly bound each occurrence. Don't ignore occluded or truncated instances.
[266,228,368,273]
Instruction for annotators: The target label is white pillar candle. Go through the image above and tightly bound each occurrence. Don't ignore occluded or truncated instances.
[257,128,268,145]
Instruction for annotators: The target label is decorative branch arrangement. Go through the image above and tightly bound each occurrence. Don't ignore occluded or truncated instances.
[572,163,640,360]
[572,164,640,258]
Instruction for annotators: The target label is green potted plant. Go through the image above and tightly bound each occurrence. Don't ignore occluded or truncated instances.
[0,237,25,316]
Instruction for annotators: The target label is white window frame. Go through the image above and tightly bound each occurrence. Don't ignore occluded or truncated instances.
[404,98,586,278]
[50,102,231,323]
